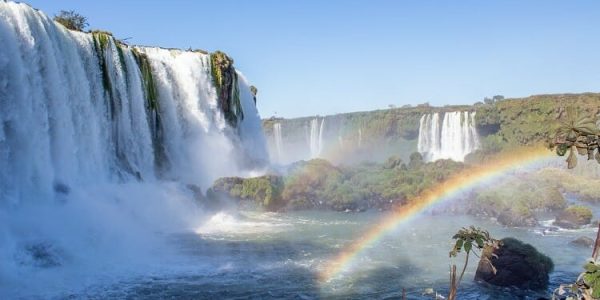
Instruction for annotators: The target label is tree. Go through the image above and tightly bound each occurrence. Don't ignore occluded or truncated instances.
[408,152,424,169]
[54,10,88,32]
[492,95,505,102]
[448,226,501,300]
[483,97,494,105]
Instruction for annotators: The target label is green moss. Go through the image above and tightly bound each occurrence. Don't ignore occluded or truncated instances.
[210,51,244,127]
[564,205,593,223]
[91,31,113,94]
[131,48,158,111]
[115,42,128,81]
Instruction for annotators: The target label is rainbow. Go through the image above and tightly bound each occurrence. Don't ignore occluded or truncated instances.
[319,146,555,283]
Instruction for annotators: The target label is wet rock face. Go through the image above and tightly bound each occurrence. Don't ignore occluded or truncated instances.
[475,238,554,290]
[210,51,243,127]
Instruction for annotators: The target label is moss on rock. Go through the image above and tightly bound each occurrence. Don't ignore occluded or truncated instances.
[554,205,593,229]
[210,51,244,127]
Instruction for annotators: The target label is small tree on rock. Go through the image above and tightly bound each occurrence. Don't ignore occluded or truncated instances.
[448,226,501,300]
[54,10,88,32]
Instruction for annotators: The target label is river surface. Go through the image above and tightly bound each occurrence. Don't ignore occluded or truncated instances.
[35,209,590,300]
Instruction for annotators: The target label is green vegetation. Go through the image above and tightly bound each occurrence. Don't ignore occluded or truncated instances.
[131,48,159,111]
[548,106,600,169]
[53,10,88,31]
[470,179,566,226]
[209,154,464,212]
[91,31,113,95]
[534,168,600,202]
[210,51,244,127]
[476,94,599,149]
[448,226,500,300]
[208,175,284,210]
[553,205,593,229]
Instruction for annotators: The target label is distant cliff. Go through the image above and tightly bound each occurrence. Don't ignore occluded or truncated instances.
[263,93,600,164]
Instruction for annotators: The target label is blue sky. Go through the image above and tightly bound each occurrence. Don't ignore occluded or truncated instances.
[26,0,600,118]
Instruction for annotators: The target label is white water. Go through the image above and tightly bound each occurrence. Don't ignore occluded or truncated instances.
[273,122,284,163]
[418,111,479,162]
[0,2,267,297]
[309,117,325,158]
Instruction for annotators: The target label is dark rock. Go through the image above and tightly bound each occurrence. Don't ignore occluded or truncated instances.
[53,182,70,195]
[188,184,226,211]
[570,236,595,248]
[19,241,62,268]
[475,237,554,290]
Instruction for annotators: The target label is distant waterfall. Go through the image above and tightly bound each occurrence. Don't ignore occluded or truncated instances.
[309,118,325,158]
[358,128,362,147]
[273,123,284,162]
[418,111,479,162]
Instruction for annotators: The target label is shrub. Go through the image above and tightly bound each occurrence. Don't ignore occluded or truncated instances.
[53,10,88,31]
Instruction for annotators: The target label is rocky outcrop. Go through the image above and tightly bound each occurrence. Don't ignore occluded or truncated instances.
[207,175,284,211]
[210,51,243,127]
[496,210,538,227]
[475,238,554,290]
[553,205,593,229]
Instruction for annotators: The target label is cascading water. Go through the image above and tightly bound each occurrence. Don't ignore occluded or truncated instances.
[417,111,479,162]
[273,122,284,162]
[0,2,267,297]
[309,117,325,158]
[358,128,362,147]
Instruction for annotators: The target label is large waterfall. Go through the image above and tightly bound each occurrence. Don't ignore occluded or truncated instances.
[0,2,268,295]
[309,117,325,158]
[417,111,479,162]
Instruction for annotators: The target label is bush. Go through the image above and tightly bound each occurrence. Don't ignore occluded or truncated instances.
[53,10,88,31]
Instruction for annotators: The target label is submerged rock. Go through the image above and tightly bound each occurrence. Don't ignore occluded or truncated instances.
[475,237,553,290]
[570,236,595,248]
[17,241,63,268]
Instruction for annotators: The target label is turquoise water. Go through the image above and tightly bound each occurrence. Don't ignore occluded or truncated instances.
[76,210,594,299]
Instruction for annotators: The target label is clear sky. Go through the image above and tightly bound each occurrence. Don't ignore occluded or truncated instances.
[25,0,600,118]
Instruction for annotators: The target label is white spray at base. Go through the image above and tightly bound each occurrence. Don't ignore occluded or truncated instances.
[0,2,268,297]
[418,111,479,162]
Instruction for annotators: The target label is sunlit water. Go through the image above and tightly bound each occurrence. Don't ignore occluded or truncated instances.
[28,209,591,300]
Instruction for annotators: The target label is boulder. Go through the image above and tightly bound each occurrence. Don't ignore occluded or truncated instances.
[497,210,538,227]
[475,238,554,290]
[570,236,595,248]
[553,205,593,229]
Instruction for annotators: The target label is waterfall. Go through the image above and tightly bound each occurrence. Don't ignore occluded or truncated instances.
[273,122,283,162]
[0,2,268,292]
[309,117,325,158]
[417,111,479,162]
[358,128,362,147]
